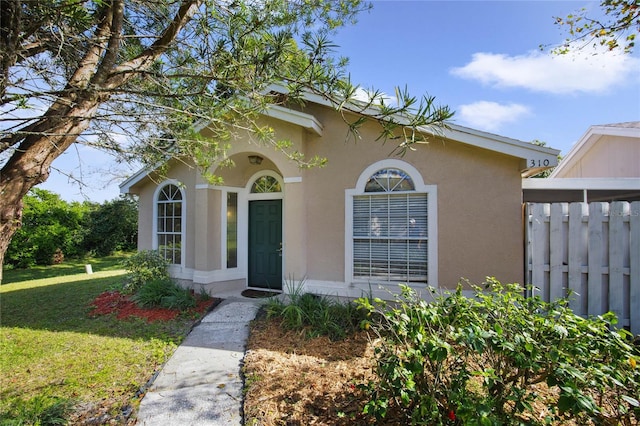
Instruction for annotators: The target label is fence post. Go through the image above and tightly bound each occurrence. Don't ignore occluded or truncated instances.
[530,203,549,299]
[568,203,587,314]
[587,203,606,316]
[549,203,565,302]
[608,202,627,326]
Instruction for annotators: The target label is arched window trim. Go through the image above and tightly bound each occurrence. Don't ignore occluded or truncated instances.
[152,180,186,267]
[246,170,284,201]
[355,159,425,192]
[364,168,415,193]
[345,159,438,287]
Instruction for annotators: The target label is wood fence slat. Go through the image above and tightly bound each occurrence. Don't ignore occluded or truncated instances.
[568,203,586,313]
[526,201,636,333]
[588,203,606,316]
[549,203,565,301]
[630,201,640,335]
[608,202,626,322]
[531,203,549,298]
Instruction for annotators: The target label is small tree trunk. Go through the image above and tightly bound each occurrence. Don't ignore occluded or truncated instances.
[0,195,23,283]
[0,98,100,282]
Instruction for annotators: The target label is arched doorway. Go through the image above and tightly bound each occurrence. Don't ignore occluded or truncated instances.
[247,173,283,290]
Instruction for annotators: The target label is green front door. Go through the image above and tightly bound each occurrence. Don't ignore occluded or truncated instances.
[248,199,283,290]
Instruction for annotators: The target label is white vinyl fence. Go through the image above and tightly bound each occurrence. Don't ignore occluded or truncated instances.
[525,201,640,334]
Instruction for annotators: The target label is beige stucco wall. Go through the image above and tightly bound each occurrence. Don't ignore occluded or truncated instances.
[302,104,524,289]
[129,102,526,292]
[559,135,640,178]
[130,158,198,270]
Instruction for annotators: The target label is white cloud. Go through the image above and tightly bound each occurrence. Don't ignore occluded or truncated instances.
[457,101,531,132]
[451,46,640,94]
[352,86,397,106]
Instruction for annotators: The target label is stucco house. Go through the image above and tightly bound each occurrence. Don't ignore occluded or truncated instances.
[120,89,559,299]
[523,122,640,203]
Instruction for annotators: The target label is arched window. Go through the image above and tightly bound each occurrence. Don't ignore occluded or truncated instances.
[364,168,415,192]
[250,175,281,193]
[348,161,436,285]
[156,183,183,264]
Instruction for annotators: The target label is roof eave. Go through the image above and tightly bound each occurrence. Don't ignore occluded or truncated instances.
[267,84,560,169]
[441,124,560,176]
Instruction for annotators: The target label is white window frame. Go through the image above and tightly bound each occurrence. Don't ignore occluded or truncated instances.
[345,159,438,287]
[152,180,186,267]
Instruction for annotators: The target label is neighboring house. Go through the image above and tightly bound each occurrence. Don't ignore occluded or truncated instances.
[523,122,640,202]
[120,89,559,299]
[521,122,640,333]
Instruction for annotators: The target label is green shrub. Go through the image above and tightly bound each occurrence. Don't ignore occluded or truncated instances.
[133,278,196,310]
[356,279,640,425]
[121,250,169,294]
[265,279,366,341]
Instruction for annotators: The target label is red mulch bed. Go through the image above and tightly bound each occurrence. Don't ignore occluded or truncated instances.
[88,290,218,322]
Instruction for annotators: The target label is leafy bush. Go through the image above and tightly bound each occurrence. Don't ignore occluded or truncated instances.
[265,279,366,340]
[356,279,640,425]
[133,278,196,310]
[82,197,138,256]
[5,189,138,268]
[121,250,169,294]
[5,189,89,267]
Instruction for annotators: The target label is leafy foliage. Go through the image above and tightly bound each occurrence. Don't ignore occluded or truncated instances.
[356,279,640,425]
[133,278,196,310]
[552,0,639,53]
[82,197,138,256]
[1,0,453,179]
[121,250,168,294]
[265,279,366,340]
[4,189,138,268]
[5,189,90,267]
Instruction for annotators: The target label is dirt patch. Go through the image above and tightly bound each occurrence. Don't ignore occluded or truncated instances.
[243,316,378,425]
[88,291,219,322]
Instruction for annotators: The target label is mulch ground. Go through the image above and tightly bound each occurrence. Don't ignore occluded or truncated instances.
[88,290,218,322]
[243,316,379,426]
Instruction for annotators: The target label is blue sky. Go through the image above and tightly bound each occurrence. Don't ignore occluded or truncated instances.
[40,0,640,202]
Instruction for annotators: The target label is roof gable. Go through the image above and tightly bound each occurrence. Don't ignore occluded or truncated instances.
[550,122,640,178]
[120,86,560,193]
[264,84,559,176]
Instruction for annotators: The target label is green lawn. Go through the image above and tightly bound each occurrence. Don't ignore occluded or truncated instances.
[2,253,127,284]
[0,256,204,424]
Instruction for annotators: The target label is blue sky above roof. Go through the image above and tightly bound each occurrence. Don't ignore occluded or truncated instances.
[40,0,640,202]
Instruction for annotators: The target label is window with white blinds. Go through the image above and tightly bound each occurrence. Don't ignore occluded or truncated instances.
[156,183,183,265]
[352,168,428,284]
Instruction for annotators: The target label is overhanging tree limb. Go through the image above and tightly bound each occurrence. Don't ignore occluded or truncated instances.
[0,0,453,284]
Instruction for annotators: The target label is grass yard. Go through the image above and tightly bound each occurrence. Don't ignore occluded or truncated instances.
[0,255,211,425]
[1,254,126,284]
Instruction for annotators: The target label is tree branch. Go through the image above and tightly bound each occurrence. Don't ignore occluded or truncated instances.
[91,0,124,85]
[104,0,201,90]
[66,2,114,90]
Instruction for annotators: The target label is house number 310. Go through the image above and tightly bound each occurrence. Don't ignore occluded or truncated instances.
[530,159,550,167]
